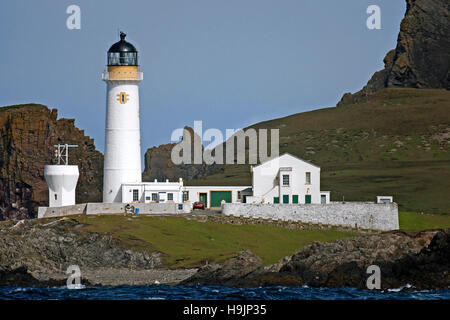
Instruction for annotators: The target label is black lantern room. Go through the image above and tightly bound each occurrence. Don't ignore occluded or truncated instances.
[107,32,138,66]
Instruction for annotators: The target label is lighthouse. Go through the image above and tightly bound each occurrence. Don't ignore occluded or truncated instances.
[102,32,143,203]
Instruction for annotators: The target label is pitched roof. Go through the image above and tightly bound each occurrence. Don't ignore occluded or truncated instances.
[253,152,320,169]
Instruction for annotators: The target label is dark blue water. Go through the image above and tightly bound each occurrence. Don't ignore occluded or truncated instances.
[0,285,449,300]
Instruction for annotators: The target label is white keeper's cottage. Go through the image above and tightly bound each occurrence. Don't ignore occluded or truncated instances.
[247,153,330,205]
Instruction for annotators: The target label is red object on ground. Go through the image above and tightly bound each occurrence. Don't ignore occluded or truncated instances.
[193,202,205,210]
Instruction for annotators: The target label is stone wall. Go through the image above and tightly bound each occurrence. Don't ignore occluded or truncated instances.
[38,202,191,218]
[38,204,87,218]
[221,202,399,231]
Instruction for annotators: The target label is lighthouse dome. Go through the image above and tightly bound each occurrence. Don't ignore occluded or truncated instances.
[107,32,138,66]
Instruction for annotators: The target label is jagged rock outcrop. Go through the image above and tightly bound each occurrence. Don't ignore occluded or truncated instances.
[0,104,103,220]
[142,126,222,182]
[181,250,262,286]
[0,217,161,283]
[183,230,450,290]
[339,0,450,106]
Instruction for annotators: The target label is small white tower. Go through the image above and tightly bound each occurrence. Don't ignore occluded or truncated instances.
[102,32,143,203]
[44,144,79,207]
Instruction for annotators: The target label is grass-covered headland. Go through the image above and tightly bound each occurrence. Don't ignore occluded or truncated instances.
[73,211,450,269]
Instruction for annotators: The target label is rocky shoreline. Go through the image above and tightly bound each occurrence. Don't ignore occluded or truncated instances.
[182,229,450,290]
[0,217,448,290]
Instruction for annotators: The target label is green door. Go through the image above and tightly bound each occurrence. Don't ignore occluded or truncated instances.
[274,197,280,204]
[305,195,311,204]
[283,195,289,204]
[210,191,231,207]
[199,193,207,206]
[292,195,299,204]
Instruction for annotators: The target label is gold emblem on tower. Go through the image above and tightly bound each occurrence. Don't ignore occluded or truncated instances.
[116,92,130,104]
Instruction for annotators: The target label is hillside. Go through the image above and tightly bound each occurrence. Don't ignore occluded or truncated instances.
[142,0,450,214]
[187,88,450,214]
[0,104,103,220]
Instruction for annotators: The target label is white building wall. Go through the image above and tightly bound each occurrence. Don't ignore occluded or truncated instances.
[251,153,321,204]
[122,180,183,204]
[182,186,251,208]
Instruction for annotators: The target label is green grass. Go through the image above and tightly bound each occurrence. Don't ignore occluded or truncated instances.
[399,211,450,231]
[74,215,355,269]
[184,88,450,214]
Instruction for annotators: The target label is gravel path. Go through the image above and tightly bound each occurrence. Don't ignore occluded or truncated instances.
[34,267,198,286]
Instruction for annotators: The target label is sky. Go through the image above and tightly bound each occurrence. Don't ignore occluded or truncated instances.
[0,0,406,160]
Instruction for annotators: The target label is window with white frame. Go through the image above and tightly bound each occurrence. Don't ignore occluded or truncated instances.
[282,174,290,186]
[182,191,189,202]
[152,193,158,201]
[132,189,139,201]
[167,193,173,201]
[306,172,311,184]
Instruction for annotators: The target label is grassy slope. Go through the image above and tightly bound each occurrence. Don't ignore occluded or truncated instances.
[70,212,450,269]
[399,212,450,231]
[75,215,355,268]
[188,88,450,214]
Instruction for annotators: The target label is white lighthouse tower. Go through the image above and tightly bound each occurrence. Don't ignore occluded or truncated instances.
[102,32,143,203]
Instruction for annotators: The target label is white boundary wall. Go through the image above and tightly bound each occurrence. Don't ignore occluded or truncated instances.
[38,202,191,218]
[221,202,399,231]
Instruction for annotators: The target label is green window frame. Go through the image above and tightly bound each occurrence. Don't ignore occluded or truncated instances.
[283,195,289,204]
[274,197,280,204]
[292,195,299,203]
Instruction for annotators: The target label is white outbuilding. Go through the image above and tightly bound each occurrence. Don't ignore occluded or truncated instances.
[246,153,329,204]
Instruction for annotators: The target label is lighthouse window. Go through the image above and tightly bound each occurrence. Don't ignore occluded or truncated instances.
[132,189,139,201]
[107,52,138,66]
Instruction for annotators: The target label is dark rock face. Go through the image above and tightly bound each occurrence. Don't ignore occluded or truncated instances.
[0,104,103,220]
[378,229,450,289]
[0,266,67,287]
[181,250,262,286]
[339,0,450,106]
[183,230,450,289]
[278,230,437,288]
[0,217,161,285]
[142,126,222,182]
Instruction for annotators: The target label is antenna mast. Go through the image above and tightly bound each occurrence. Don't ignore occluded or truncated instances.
[54,144,78,165]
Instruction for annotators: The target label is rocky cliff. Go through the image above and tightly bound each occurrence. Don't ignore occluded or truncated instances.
[142,126,222,182]
[338,0,450,105]
[0,104,103,220]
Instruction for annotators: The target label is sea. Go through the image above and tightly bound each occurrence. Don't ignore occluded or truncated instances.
[0,285,449,300]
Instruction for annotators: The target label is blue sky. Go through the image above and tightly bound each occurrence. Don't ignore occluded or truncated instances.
[1,0,405,157]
